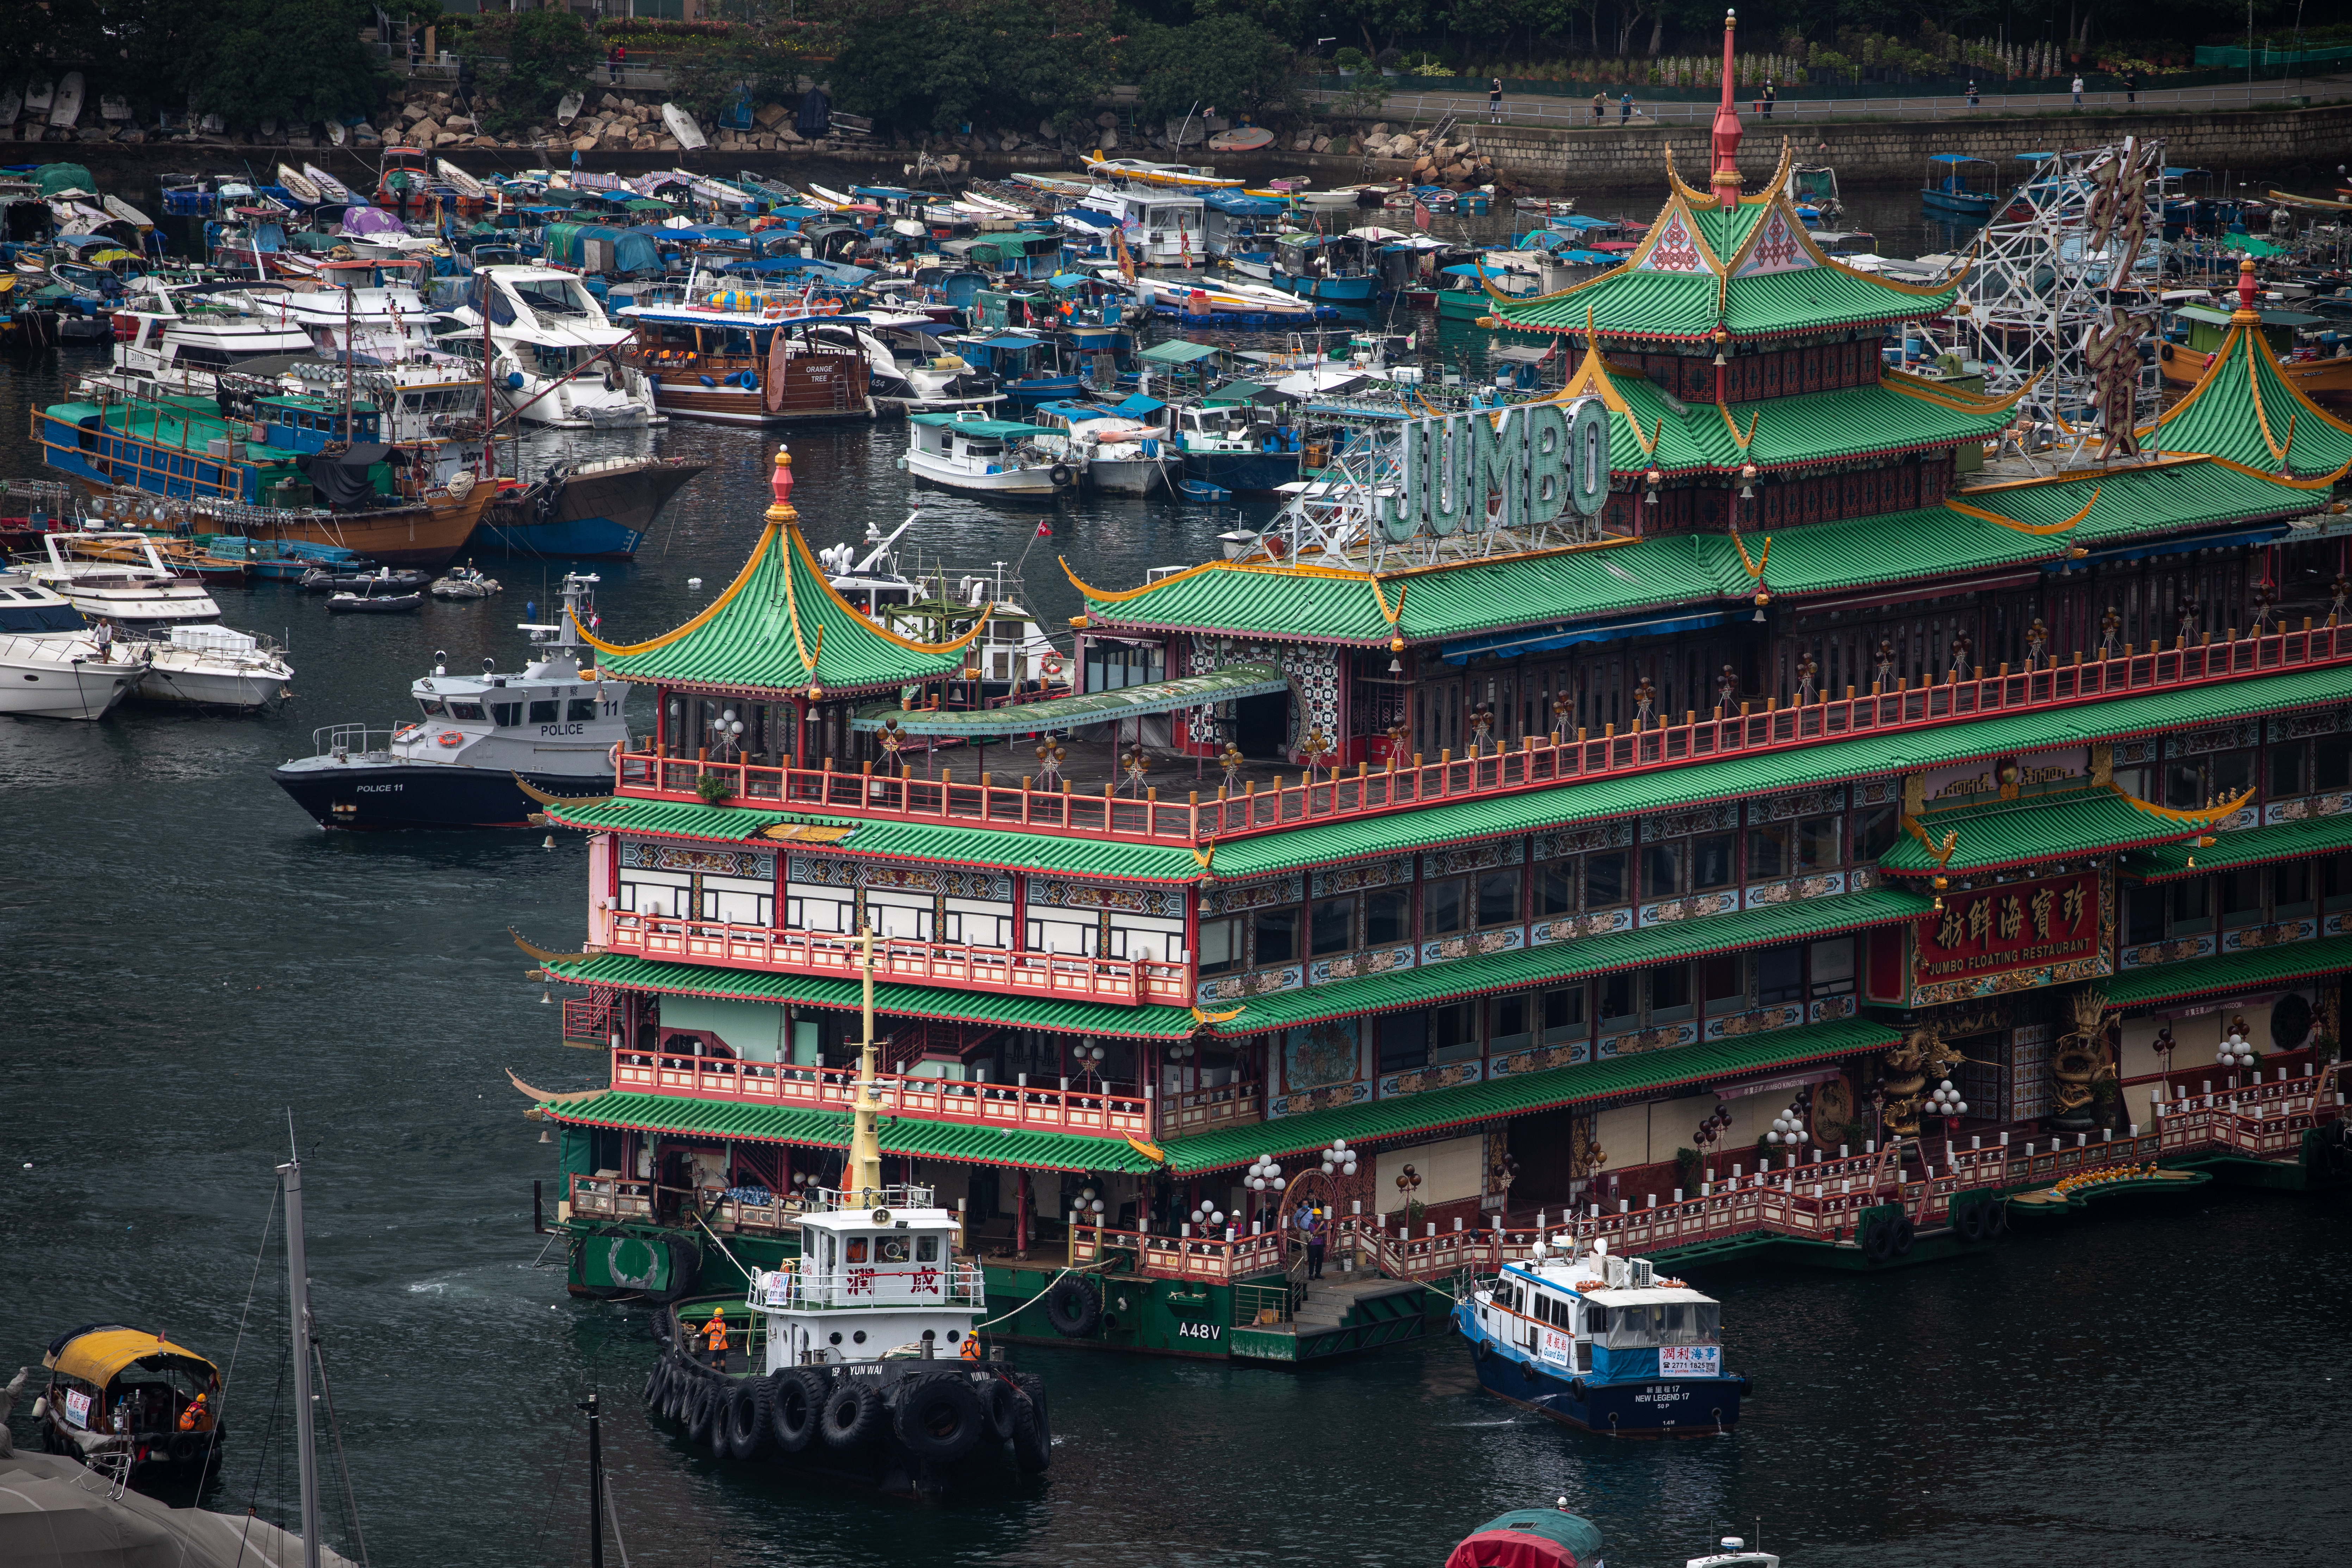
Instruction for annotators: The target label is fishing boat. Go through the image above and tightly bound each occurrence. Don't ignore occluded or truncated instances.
[275,164,323,205]
[0,564,147,720]
[474,455,704,561]
[1081,154,1243,190]
[2158,295,2352,399]
[1442,1504,1608,1568]
[374,146,432,212]
[32,1325,225,1486]
[1455,1235,1747,1436]
[900,411,1074,496]
[1921,153,2000,219]
[272,573,630,828]
[1782,162,1845,225]
[1169,398,1304,495]
[1029,401,1170,494]
[617,287,874,424]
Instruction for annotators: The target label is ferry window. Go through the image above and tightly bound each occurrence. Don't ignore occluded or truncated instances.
[1794,816,1841,870]
[1378,1010,1429,1072]
[1198,916,1242,975]
[2164,762,2205,810]
[529,700,559,723]
[1536,858,1578,916]
[1692,833,1736,891]
[489,703,521,727]
[2125,883,2168,945]
[2172,878,2213,935]
[1702,953,1745,1009]
[879,1236,909,1263]
[569,698,598,722]
[1598,973,1637,1033]
[1487,993,1531,1055]
[2316,734,2352,791]
[1852,806,1899,862]
[448,702,485,720]
[1809,937,1856,998]
[1476,869,1520,927]
[1586,851,1628,907]
[417,698,444,717]
[2269,742,2307,798]
[916,1236,940,1263]
[1540,985,1587,1044]
[2222,868,2264,926]
[1423,876,1466,936]
[1757,944,1804,1005]
[1365,888,1409,947]
[1310,897,1352,956]
[1431,1001,1479,1063]
[1748,823,1789,880]
[1646,962,1693,1024]
[2275,861,2314,919]
[1253,906,1299,965]
[1643,841,1686,898]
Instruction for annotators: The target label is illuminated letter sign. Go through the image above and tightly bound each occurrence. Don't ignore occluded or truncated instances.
[1377,396,1609,543]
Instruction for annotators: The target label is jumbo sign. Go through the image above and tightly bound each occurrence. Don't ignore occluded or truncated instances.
[1376,396,1611,542]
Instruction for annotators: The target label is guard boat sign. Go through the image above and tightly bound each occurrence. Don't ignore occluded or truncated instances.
[1659,1344,1722,1378]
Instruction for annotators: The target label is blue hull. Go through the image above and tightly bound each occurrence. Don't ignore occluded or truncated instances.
[1453,1305,1744,1437]
[1180,450,1299,496]
[1296,274,1379,302]
[471,514,647,560]
[1921,190,1999,219]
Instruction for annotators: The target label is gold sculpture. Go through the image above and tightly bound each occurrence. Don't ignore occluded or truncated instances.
[2050,987,2115,1116]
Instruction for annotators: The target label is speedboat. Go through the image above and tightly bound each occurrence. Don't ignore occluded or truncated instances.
[24,529,222,625]
[129,623,295,708]
[0,567,148,720]
[273,573,631,828]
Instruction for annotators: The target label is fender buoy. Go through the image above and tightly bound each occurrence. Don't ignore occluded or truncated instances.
[1009,1373,1051,1474]
[766,1368,822,1453]
[1049,463,1073,487]
[437,731,463,746]
[893,1373,983,1464]
[820,1381,884,1451]
[722,1380,766,1460]
[1043,1273,1102,1337]
[977,1376,1017,1443]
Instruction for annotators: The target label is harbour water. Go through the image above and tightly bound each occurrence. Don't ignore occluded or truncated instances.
[5,189,2351,1567]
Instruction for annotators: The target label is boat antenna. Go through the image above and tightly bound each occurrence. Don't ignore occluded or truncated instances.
[278,1116,323,1568]
[846,926,884,1206]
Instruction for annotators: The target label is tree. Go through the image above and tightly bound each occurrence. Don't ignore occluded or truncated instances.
[462,6,599,135]
[1122,18,1296,121]
[180,0,388,128]
[830,0,1115,137]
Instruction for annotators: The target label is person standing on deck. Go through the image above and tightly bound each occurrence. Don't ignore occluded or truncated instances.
[700,1307,730,1372]
[1489,77,1504,124]
[1300,1206,1328,1279]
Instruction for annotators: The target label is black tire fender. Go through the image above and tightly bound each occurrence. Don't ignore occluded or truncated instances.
[686,1376,723,1447]
[643,1360,668,1408]
[1043,1273,1102,1337]
[1861,1215,1896,1263]
[1049,463,1073,487]
[642,1237,703,1305]
[767,1368,822,1453]
[821,1380,884,1452]
[1989,1199,2010,1238]
[894,1373,984,1464]
[1955,1200,1988,1244]
[168,1432,200,1463]
[977,1375,1017,1443]
[1889,1216,1915,1258]
[1009,1378,1050,1474]
[722,1380,766,1460]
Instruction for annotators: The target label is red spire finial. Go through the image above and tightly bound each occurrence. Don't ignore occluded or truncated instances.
[1709,9,1743,209]
[765,446,797,523]
[2235,257,2258,319]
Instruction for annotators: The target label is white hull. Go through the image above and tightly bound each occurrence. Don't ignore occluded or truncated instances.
[507,379,661,428]
[905,450,1062,495]
[1085,457,1165,495]
[0,640,142,720]
[133,648,293,708]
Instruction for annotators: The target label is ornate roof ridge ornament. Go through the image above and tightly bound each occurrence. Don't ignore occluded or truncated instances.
[1708,9,1743,210]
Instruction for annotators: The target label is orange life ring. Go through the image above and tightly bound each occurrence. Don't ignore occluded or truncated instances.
[438,731,463,747]
[1042,656,1063,677]
[395,724,421,741]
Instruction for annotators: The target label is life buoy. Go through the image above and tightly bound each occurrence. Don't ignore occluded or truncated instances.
[395,724,421,741]
[893,1373,983,1463]
[820,1381,884,1451]
[766,1368,822,1453]
[1044,1273,1102,1337]
[437,731,463,746]
[1042,656,1063,677]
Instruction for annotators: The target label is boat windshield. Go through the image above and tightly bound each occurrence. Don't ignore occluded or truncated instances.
[1592,1300,1721,1347]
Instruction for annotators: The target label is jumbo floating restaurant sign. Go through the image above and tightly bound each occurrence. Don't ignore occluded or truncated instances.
[1374,396,1612,542]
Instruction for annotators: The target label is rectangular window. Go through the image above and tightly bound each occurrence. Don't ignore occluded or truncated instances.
[568,697,599,723]
[2165,763,2206,810]
[489,702,521,727]
[1198,916,1242,974]
[1253,907,1300,965]
[1476,869,1521,927]
[1691,833,1736,891]
[2323,852,2352,912]
[1365,889,1409,947]
[1378,1010,1429,1072]
[1310,897,1353,957]
[1598,972,1637,1033]
[2172,878,2213,935]
[2125,883,2168,945]
[2210,750,2256,802]
[2269,742,2307,799]
[2317,735,2352,792]
[1586,850,1628,907]
[1536,859,1578,916]
[1702,952,1744,1008]
[1430,1000,1480,1063]
[528,699,559,723]
[1647,962,1693,1023]
[1809,937,1856,998]
[1541,986,1587,1043]
[2274,860,2313,918]
[1757,944,1804,1005]
[1852,806,1899,862]
[1747,824,1789,881]
[1423,877,1467,936]
[915,1236,940,1263]
[1641,842,1685,899]
[2221,868,2264,926]
[1487,994,1531,1055]
[1794,816,1841,871]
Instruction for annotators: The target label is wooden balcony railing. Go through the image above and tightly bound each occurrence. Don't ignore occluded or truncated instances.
[610,1049,1154,1136]
[1069,1223,1287,1284]
[610,622,2352,849]
[567,1172,654,1220]
[608,913,1186,1008]
[1164,1078,1262,1133]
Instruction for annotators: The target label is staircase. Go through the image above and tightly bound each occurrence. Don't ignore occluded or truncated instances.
[1229,1273,1438,1364]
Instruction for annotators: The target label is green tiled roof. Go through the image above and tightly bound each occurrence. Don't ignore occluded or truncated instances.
[2142,311,2352,480]
[1208,663,2352,880]
[543,799,1201,882]
[2101,935,2352,1010]
[1593,375,2021,479]
[539,1089,1160,1174]
[1953,457,2331,545]
[1155,1016,1901,1174]
[545,951,1201,1040]
[1497,257,1958,343]
[581,521,974,696]
[1880,788,2215,874]
[1205,889,1929,1034]
[2125,812,2352,883]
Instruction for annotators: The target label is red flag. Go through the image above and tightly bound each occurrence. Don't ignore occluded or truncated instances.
[1414,201,1431,231]
[1036,519,1053,538]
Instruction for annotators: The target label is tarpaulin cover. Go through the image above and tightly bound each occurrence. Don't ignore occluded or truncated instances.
[1442,1510,1604,1568]
[293,443,390,508]
[33,163,95,197]
[339,206,404,238]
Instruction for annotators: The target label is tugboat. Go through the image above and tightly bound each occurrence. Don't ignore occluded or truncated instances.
[271,573,629,828]
[1454,1235,1747,1437]
[645,933,1052,1500]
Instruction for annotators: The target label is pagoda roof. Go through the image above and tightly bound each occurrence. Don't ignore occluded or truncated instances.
[1489,148,1966,345]
[575,520,982,697]
[1879,784,2245,876]
[2139,303,2352,481]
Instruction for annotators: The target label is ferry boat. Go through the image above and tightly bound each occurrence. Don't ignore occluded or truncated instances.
[516,26,2352,1372]
[271,574,628,829]
[616,287,874,425]
[34,1325,225,1487]
[641,943,1052,1499]
[1455,1235,1746,1436]
[899,411,1074,496]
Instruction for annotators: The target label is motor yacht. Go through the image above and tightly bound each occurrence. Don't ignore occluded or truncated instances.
[25,529,222,626]
[441,265,660,428]
[0,567,146,720]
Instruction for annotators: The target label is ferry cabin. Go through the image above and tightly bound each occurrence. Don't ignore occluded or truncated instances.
[618,305,874,424]
[529,81,2352,1362]
[752,1189,985,1368]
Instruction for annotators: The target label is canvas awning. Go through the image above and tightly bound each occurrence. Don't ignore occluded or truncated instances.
[852,661,1289,738]
[1138,338,1221,364]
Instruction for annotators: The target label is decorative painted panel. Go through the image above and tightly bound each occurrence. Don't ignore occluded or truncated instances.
[1378,1061,1486,1099]
[1847,867,1879,893]
[2221,919,2317,952]
[1531,908,1635,946]
[2112,738,2158,766]
[1184,640,1338,748]
[1639,892,1741,926]
[2119,933,2218,969]
[1490,1041,1593,1075]
[623,839,773,879]
[1596,1023,1698,1058]
[1744,872,1846,908]
[2265,792,2352,825]
[2328,913,2352,938]
[1281,1018,1362,1093]
[1636,207,1704,272]
[787,854,1003,896]
[2271,710,2344,743]
[2164,721,2259,758]
[1747,785,1848,824]
[1312,858,1412,898]
[1640,803,1738,842]
[1921,746,2086,805]
[1198,874,1305,917]
[1732,204,1814,277]
[1267,1081,1372,1119]
[1701,1004,1805,1041]
[1533,822,1634,859]
[1030,879,1182,916]
[1309,945,1416,985]
[1197,965,1304,1005]
[1907,868,2114,1007]
[1853,778,1902,807]
[1422,839,1525,878]
[1421,927,1526,966]
[1808,995,1858,1024]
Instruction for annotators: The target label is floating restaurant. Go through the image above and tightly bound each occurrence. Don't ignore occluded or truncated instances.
[524,40,2352,1364]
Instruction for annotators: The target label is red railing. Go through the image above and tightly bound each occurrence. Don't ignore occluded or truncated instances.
[561,991,623,1047]
[608,913,1186,1008]
[609,623,2352,848]
[609,1049,1153,1136]
[1070,1223,1287,1284]
[1164,1078,1263,1133]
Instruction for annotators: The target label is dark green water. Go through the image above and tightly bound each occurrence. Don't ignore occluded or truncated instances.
[5,230,2350,1567]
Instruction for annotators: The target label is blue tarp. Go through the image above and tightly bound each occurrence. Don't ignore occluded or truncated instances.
[977,333,1046,351]
[668,225,750,241]
[1114,394,1167,415]
[1547,213,1621,231]
[1059,208,1119,229]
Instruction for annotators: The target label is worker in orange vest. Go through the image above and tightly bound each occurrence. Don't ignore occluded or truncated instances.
[700,1308,730,1373]
[177,1392,211,1432]
[959,1333,982,1361]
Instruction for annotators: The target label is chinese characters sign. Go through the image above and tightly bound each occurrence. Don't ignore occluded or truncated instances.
[1913,870,2102,989]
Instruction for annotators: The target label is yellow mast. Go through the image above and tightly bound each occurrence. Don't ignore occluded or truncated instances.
[846,925,884,1206]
